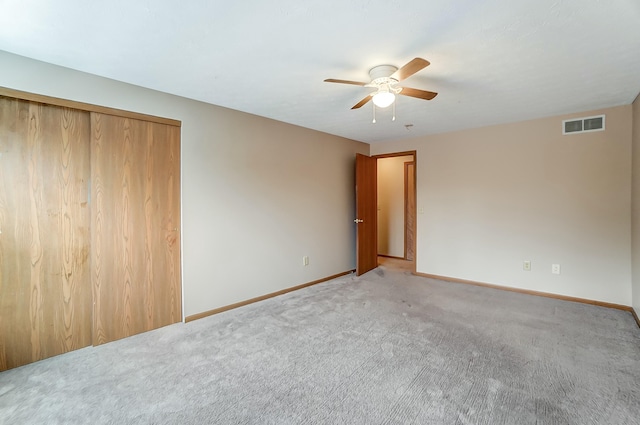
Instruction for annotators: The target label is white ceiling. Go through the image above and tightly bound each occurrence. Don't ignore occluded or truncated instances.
[1,0,639,144]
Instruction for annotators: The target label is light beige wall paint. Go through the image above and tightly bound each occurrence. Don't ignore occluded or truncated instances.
[0,50,369,318]
[632,94,640,312]
[372,106,632,305]
[377,155,413,257]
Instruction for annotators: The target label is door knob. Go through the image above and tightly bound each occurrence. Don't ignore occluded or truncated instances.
[354,219,364,223]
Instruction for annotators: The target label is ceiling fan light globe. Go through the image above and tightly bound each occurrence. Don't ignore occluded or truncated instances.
[372,92,395,108]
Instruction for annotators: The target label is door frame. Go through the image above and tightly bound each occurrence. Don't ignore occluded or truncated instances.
[372,151,417,274]
[404,160,416,262]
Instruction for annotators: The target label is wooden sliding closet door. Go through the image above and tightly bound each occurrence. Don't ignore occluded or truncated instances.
[0,97,92,370]
[91,113,181,345]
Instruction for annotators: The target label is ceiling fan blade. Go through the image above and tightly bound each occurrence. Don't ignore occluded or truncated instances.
[399,87,438,100]
[324,78,367,86]
[391,58,430,82]
[351,95,372,109]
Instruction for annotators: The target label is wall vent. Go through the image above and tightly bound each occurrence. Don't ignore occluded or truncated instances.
[562,115,605,135]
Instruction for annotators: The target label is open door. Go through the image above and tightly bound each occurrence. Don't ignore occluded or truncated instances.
[355,153,377,275]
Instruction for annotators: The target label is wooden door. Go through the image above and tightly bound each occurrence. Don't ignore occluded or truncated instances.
[404,161,416,261]
[0,97,92,371]
[355,153,377,275]
[91,113,181,345]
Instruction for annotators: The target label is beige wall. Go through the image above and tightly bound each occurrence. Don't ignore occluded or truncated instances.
[377,155,413,257]
[372,106,633,305]
[632,94,640,312]
[0,50,369,318]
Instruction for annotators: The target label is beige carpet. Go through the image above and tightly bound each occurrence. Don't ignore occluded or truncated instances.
[1,261,639,424]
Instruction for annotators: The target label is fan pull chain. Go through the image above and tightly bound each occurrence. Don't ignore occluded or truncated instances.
[392,102,396,121]
[372,104,376,123]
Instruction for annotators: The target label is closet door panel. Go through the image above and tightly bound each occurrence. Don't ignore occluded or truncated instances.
[91,113,181,345]
[0,97,91,371]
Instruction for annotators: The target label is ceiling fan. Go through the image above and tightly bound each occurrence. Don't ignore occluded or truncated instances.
[324,58,438,111]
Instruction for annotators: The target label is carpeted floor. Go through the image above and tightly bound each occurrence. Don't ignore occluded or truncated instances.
[1,261,639,424]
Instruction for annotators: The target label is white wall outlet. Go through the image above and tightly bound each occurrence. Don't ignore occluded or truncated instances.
[552,264,561,274]
[419,207,425,214]
[303,256,309,266]
[523,260,531,271]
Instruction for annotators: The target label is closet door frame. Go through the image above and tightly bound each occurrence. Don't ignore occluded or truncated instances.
[0,87,181,127]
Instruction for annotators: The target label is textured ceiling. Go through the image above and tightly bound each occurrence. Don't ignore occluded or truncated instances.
[1,0,639,143]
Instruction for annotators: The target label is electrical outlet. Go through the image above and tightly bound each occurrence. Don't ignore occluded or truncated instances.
[523,260,531,271]
[552,264,561,274]
[303,256,309,266]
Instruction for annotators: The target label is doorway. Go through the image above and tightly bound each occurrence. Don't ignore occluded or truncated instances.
[375,152,416,266]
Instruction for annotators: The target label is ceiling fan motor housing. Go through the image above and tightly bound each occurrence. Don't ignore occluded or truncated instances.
[369,64,398,81]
